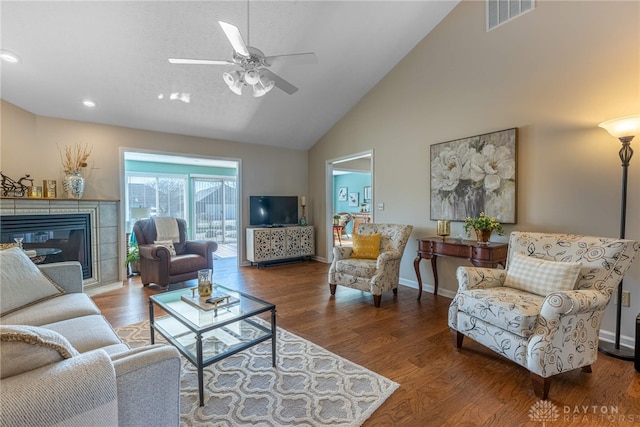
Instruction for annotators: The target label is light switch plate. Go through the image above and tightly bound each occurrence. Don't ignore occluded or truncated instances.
[377,202,384,211]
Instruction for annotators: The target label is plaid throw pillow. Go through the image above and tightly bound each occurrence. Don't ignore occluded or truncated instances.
[504,252,581,296]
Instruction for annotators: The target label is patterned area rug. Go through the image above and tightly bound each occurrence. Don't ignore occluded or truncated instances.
[115,320,399,426]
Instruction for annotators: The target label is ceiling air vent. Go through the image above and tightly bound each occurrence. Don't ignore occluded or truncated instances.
[487,0,535,31]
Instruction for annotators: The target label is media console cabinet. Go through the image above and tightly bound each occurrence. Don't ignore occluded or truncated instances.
[246,226,314,267]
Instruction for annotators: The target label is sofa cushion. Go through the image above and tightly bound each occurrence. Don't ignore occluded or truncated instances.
[350,233,381,259]
[504,252,582,296]
[0,324,79,379]
[456,287,545,338]
[1,293,101,326]
[0,247,64,316]
[43,314,124,354]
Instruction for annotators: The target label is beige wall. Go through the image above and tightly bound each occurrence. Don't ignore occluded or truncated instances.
[309,1,639,343]
[0,100,309,263]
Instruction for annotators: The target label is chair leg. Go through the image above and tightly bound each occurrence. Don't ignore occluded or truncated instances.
[373,294,381,307]
[329,284,337,295]
[393,288,398,295]
[451,329,464,348]
[531,373,552,399]
[581,365,592,373]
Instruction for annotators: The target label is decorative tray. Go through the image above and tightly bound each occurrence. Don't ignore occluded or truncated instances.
[180,291,239,312]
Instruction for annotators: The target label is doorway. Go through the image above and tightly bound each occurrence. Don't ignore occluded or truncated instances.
[326,150,373,260]
[121,150,241,264]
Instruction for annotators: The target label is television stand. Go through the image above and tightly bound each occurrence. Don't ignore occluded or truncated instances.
[246,226,314,266]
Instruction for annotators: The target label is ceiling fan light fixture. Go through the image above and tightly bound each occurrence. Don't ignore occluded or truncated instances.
[259,75,275,93]
[223,70,240,86]
[229,81,243,95]
[223,71,244,95]
[244,69,260,85]
[252,85,267,98]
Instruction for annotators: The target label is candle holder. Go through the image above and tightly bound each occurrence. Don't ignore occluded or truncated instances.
[299,204,307,226]
[436,220,450,241]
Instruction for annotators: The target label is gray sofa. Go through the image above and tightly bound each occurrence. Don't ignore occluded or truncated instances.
[0,247,181,426]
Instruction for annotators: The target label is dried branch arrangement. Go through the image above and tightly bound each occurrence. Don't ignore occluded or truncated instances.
[58,143,92,173]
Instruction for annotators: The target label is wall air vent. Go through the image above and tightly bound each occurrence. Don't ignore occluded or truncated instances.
[487,0,535,31]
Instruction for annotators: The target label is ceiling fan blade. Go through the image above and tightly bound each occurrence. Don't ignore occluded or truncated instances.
[169,58,234,65]
[261,69,298,95]
[264,52,318,67]
[218,21,250,58]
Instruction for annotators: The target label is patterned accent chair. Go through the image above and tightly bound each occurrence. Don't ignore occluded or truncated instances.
[449,232,640,399]
[328,223,413,307]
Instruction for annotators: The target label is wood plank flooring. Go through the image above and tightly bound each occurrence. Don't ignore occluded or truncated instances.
[92,259,640,426]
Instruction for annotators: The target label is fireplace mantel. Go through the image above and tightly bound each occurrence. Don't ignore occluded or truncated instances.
[0,198,120,289]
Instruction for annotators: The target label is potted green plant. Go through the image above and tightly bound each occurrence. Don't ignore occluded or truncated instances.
[125,242,140,275]
[463,212,504,244]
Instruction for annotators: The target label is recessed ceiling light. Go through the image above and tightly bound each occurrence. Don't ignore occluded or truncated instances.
[0,50,20,63]
[81,99,97,108]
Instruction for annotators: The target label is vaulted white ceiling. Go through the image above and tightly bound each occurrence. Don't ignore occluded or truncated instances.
[1,1,458,150]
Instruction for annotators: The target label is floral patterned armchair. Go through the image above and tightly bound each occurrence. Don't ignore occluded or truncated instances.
[449,232,639,399]
[328,223,413,307]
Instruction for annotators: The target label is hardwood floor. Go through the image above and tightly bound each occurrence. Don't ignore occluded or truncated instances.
[92,259,640,426]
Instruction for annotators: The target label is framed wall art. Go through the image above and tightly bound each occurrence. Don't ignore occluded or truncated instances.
[348,192,359,207]
[363,186,372,201]
[430,128,517,223]
[338,187,348,201]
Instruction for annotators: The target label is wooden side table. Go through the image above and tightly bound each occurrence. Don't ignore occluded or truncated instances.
[414,237,508,299]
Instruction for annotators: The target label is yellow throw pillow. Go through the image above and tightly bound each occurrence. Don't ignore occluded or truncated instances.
[350,233,381,259]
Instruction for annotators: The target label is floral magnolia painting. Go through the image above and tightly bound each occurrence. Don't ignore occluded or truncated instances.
[430,128,516,223]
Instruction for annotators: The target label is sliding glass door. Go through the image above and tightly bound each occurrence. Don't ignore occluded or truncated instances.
[192,178,238,244]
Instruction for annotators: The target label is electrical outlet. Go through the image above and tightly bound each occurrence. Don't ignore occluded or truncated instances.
[621,290,631,307]
[377,202,384,211]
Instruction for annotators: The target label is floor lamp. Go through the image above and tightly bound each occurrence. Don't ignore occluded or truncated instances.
[598,114,640,360]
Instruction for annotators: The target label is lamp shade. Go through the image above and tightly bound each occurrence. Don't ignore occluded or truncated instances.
[599,114,640,139]
[131,207,150,219]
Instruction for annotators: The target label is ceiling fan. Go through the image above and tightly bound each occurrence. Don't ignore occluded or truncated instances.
[169,21,317,97]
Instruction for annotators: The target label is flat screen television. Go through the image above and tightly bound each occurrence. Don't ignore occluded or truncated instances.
[249,196,299,226]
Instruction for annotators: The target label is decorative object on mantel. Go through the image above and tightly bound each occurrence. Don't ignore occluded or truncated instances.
[597,113,639,361]
[58,142,92,199]
[27,186,42,198]
[430,128,517,223]
[463,212,503,244]
[0,172,33,197]
[43,180,57,198]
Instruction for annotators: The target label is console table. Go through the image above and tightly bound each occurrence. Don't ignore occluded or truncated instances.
[414,237,508,299]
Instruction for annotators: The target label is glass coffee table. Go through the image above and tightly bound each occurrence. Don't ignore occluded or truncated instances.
[149,284,276,406]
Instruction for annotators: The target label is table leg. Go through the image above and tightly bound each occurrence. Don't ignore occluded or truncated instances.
[413,256,423,300]
[431,256,439,296]
[271,308,277,368]
[148,299,155,344]
[196,334,204,406]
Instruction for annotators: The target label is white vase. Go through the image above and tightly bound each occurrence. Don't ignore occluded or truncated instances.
[63,172,85,199]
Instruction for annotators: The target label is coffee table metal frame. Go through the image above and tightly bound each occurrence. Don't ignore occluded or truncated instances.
[149,284,276,406]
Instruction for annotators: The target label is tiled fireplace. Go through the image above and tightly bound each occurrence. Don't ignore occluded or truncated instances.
[0,198,120,289]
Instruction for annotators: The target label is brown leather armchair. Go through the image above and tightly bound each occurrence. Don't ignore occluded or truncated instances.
[132,217,218,287]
